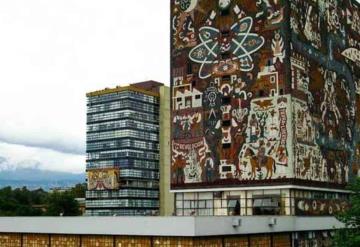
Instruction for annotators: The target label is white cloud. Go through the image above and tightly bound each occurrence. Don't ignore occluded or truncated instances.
[0,0,170,172]
[0,142,84,173]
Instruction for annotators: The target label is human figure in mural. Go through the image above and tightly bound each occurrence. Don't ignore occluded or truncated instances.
[339,152,348,184]
[173,116,183,139]
[296,153,302,177]
[249,114,259,142]
[304,5,321,49]
[192,113,202,137]
[312,154,321,179]
[352,147,360,177]
[204,152,214,183]
[257,140,267,170]
[306,119,313,143]
[176,166,185,184]
[173,154,186,184]
[183,117,192,138]
[184,149,202,183]
[325,151,337,182]
[277,146,288,165]
[256,112,268,139]
[268,110,278,141]
[244,145,276,180]
[300,151,312,178]
[321,70,341,127]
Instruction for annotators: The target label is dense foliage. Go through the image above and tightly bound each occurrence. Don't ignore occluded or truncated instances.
[45,191,80,216]
[333,178,360,247]
[0,183,86,216]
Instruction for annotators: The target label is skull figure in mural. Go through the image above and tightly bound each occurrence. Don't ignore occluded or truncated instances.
[320,70,341,127]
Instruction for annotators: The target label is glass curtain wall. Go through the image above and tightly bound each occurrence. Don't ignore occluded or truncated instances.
[86,90,160,216]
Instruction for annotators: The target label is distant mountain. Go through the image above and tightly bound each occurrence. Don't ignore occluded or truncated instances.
[0,167,85,191]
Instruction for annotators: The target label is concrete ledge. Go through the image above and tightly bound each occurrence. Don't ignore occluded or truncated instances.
[0,216,344,236]
[194,216,344,236]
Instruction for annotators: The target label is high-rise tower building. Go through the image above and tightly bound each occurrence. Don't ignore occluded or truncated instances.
[85,81,173,216]
[171,0,359,223]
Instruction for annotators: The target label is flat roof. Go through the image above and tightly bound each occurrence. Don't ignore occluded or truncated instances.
[0,216,344,236]
[86,81,164,98]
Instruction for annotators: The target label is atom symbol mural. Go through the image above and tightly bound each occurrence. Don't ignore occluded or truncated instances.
[189,17,265,79]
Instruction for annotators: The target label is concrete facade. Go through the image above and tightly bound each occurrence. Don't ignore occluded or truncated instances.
[0,233,293,247]
[0,216,343,247]
[159,86,175,216]
[0,216,343,236]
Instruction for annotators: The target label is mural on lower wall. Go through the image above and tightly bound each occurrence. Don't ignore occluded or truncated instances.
[87,169,120,190]
[171,93,293,184]
[295,198,349,216]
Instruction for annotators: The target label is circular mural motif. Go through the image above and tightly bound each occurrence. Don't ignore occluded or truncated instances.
[189,17,265,79]
[312,200,317,211]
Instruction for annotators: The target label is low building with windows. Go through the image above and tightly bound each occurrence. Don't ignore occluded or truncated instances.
[85,81,173,216]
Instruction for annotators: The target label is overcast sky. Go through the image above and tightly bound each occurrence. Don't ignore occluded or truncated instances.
[0,1,359,174]
[0,0,169,173]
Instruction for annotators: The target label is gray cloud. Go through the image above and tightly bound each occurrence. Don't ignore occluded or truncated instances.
[0,156,40,171]
[0,156,10,171]
[0,136,85,156]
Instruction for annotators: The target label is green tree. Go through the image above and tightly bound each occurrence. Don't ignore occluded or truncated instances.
[45,191,81,216]
[333,178,360,247]
[0,186,44,216]
[69,183,86,198]
[0,185,82,216]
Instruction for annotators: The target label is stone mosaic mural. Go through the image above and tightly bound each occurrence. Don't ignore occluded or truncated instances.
[171,0,360,189]
[295,198,349,216]
[87,169,120,190]
[290,0,360,184]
